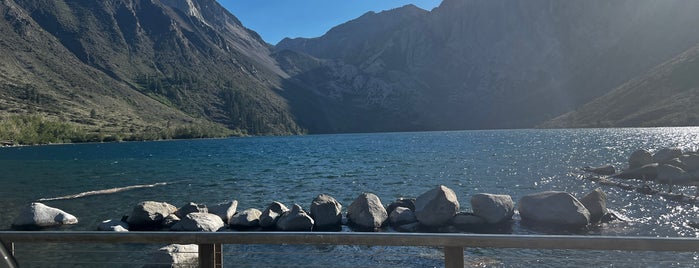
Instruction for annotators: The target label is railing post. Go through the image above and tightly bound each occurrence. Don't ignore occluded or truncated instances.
[0,240,18,268]
[198,243,222,268]
[444,246,464,268]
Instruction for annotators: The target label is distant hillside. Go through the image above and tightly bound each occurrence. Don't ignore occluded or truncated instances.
[542,43,699,128]
[0,0,302,142]
[276,0,699,132]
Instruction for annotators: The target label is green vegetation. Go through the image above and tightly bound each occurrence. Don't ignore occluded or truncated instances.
[0,114,240,146]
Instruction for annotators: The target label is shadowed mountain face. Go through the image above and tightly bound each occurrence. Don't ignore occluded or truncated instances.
[0,0,301,135]
[276,0,699,132]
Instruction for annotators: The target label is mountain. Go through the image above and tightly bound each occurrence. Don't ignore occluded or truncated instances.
[276,0,699,132]
[542,43,699,128]
[0,0,302,139]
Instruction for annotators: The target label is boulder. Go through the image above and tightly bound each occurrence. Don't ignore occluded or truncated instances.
[470,193,514,224]
[680,154,699,172]
[127,201,177,229]
[12,202,78,229]
[580,188,608,224]
[170,212,224,232]
[655,164,693,192]
[653,148,683,164]
[209,200,238,224]
[414,185,460,227]
[393,222,421,232]
[145,244,198,268]
[98,219,129,232]
[389,207,418,226]
[386,198,416,215]
[175,202,207,218]
[162,214,180,229]
[629,149,652,169]
[518,191,590,229]
[346,193,388,230]
[310,194,343,229]
[613,163,658,181]
[276,204,314,231]
[230,208,262,228]
[259,202,289,229]
[451,212,486,226]
[582,165,616,175]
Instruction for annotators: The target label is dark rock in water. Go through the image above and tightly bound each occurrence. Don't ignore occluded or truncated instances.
[347,193,388,230]
[98,219,129,232]
[209,200,238,224]
[259,201,289,229]
[389,207,417,226]
[144,244,198,268]
[162,214,180,229]
[127,201,177,230]
[414,185,459,227]
[613,163,658,181]
[171,212,225,232]
[386,198,416,215]
[470,193,514,224]
[629,149,652,169]
[452,212,486,226]
[12,202,78,229]
[175,202,208,218]
[518,191,590,230]
[276,204,314,231]
[393,222,421,232]
[680,154,699,172]
[310,194,342,229]
[580,188,608,224]
[653,147,683,164]
[230,208,262,228]
[583,164,616,175]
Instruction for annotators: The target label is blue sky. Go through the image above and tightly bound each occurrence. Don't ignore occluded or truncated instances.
[221,0,443,45]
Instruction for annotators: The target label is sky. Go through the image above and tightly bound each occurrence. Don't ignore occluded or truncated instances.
[220,0,443,45]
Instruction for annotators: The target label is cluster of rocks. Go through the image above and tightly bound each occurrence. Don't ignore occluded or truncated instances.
[13,185,614,233]
[585,147,699,196]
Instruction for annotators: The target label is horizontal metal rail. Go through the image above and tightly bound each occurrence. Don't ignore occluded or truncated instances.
[2,232,699,267]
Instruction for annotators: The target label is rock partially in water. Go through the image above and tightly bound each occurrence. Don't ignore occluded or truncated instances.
[162,214,181,229]
[580,188,608,224]
[629,149,652,169]
[452,212,486,227]
[98,219,129,232]
[414,185,459,227]
[310,194,342,230]
[171,212,224,232]
[389,207,417,226]
[12,202,78,229]
[127,201,177,230]
[144,244,198,268]
[518,191,590,230]
[175,202,208,218]
[583,164,616,175]
[230,208,262,229]
[347,193,387,230]
[209,200,238,224]
[613,163,658,181]
[276,204,314,231]
[653,147,683,164]
[386,198,416,215]
[259,201,289,229]
[471,193,514,224]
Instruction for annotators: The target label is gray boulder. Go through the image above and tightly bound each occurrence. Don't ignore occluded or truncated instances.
[209,200,238,224]
[452,212,486,227]
[276,204,314,231]
[629,149,653,169]
[98,219,129,232]
[470,193,514,224]
[259,202,289,229]
[127,201,177,229]
[680,154,699,172]
[145,244,198,268]
[613,163,658,181]
[347,193,388,230]
[162,214,180,229]
[230,208,262,228]
[12,202,78,229]
[170,212,225,232]
[310,194,343,228]
[414,185,460,227]
[518,191,590,229]
[580,188,608,224]
[386,198,416,215]
[653,148,683,164]
[389,207,418,226]
[175,202,207,218]
[655,164,693,192]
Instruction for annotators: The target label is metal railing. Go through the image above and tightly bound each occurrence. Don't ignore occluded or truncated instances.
[2,231,699,267]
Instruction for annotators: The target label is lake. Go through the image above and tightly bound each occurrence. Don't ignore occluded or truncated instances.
[2,128,699,267]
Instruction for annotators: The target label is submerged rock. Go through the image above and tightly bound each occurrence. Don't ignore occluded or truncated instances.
[414,185,459,227]
[259,201,289,229]
[12,202,78,229]
[518,191,590,229]
[471,193,514,224]
[347,193,387,230]
[310,194,343,229]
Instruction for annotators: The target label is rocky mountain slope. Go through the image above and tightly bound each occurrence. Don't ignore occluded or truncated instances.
[0,0,302,138]
[276,0,699,131]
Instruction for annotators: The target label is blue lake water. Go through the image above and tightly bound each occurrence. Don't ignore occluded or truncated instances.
[2,128,699,267]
